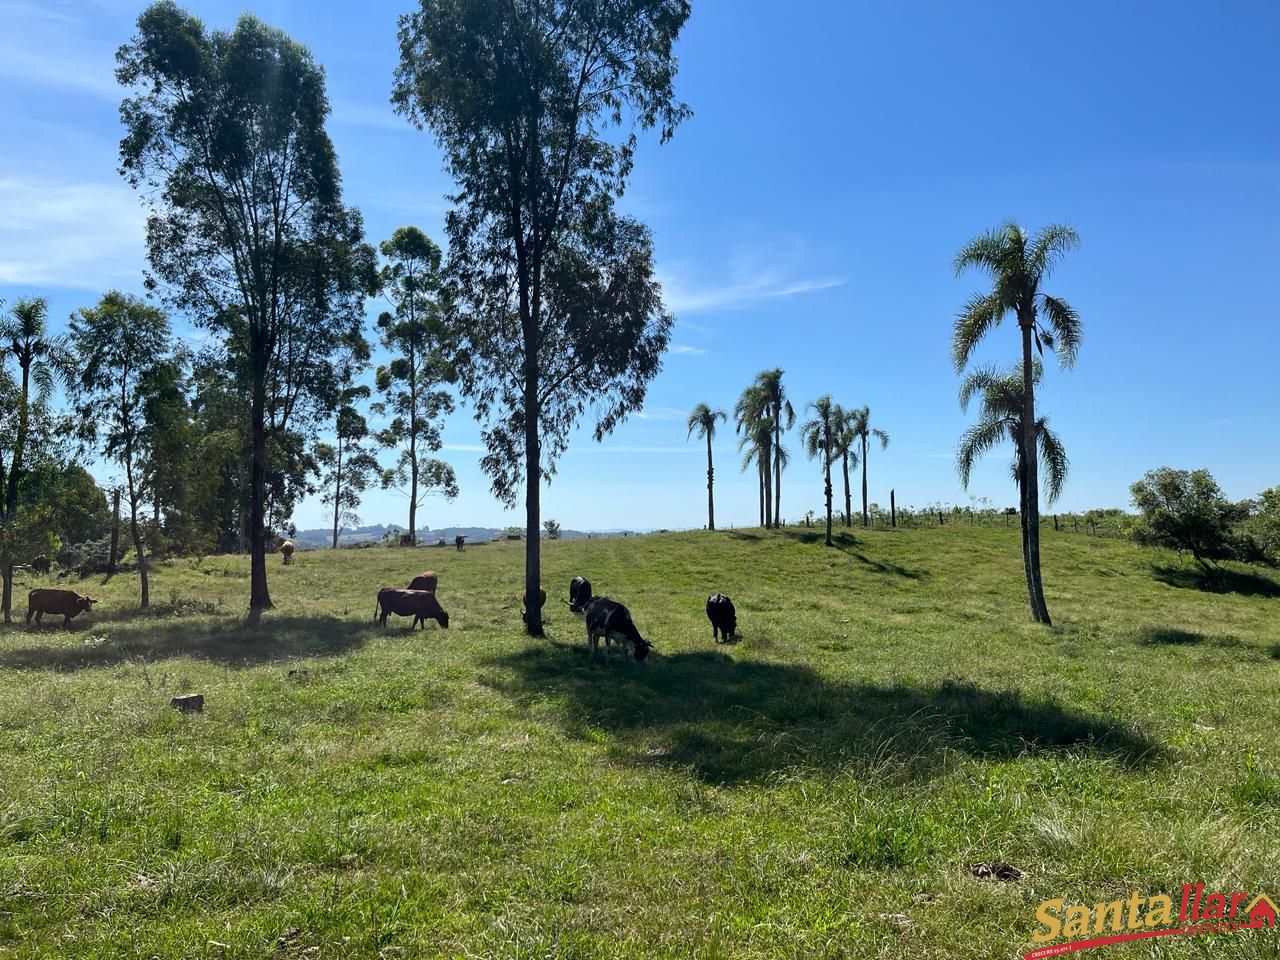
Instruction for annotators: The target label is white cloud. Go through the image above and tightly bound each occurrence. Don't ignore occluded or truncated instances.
[635,406,689,421]
[669,343,706,355]
[662,273,846,314]
[659,238,846,315]
[0,177,146,288]
[0,2,121,100]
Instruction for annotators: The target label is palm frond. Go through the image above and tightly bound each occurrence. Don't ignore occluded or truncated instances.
[872,428,889,450]
[1038,294,1081,368]
[1027,224,1080,282]
[1037,418,1070,504]
[956,418,1011,490]
[951,291,1006,371]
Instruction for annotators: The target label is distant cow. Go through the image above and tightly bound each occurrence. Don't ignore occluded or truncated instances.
[583,597,650,661]
[30,555,51,575]
[454,535,465,551]
[407,571,438,593]
[522,586,547,623]
[27,588,97,628]
[374,588,449,629]
[280,540,295,565]
[567,576,592,613]
[706,593,737,642]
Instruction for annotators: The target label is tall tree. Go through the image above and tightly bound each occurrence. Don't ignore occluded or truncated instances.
[954,221,1082,625]
[118,1,376,619]
[800,395,837,547]
[735,385,772,528]
[394,0,688,636]
[374,226,457,544]
[67,291,178,609]
[686,403,726,531]
[846,406,889,528]
[315,387,384,549]
[831,404,855,527]
[1,297,58,519]
[956,360,1068,563]
[754,369,794,527]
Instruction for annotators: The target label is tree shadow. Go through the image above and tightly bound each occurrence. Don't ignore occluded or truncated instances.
[780,529,926,579]
[726,531,762,542]
[0,614,375,671]
[1150,564,1280,598]
[480,645,1162,785]
[1136,626,1253,654]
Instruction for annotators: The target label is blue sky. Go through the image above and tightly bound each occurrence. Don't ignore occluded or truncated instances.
[2,0,1277,532]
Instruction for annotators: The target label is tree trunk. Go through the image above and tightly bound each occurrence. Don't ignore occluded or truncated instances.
[823,447,833,547]
[523,346,543,637]
[762,451,773,528]
[841,452,852,527]
[860,438,870,527]
[1019,319,1051,624]
[130,496,149,609]
[109,489,121,576]
[758,462,765,527]
[705,433,715,531]
[1,563,12,625]
[773,418,782,529]
[332,440,342,550]
[248,370,273,619]
[5,364,30,519]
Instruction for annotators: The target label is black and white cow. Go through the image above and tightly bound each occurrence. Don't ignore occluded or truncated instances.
[582,597,650,661]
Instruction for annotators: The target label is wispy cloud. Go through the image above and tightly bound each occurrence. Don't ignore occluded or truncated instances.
[329,100,414,133]
[442,443,488,453]
[0,3,120,99]
[635,406,689,422]
[669,343,706,355]
[660,237,847,315]
[0,178,145,288]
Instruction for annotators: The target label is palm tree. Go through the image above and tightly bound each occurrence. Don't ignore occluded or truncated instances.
[800,395,837,546]
[831,404,856,527]
[0,297,57,519]
[737,414,774,528]
[687,403,727,530]
[847,405,889,528]
[754,369,794,527]
[735,385,772,527]
[957,361,1069,559]
[953,220,1082,625]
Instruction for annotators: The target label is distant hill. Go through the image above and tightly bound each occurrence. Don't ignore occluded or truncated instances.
[290,523,637,548]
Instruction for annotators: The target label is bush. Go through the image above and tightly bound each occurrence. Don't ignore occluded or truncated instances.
[1129,468,1246,568]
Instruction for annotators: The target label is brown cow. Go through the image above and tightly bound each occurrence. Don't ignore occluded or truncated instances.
[27,588,97,628]
[407,570,438,593]
[374,588,449,629]
[280,540,295,565]
[521,586,547,624]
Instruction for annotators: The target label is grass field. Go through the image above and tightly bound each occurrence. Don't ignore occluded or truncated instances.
[1,526,1278,959]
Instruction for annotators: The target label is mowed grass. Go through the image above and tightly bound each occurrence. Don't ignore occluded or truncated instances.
[1,526,1279,959]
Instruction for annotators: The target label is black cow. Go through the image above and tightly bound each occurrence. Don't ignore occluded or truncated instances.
[30,555,51,575]
[583,597,650,661]
[567,576,593,613]
[374,588,450,629]
[706,593,737,642]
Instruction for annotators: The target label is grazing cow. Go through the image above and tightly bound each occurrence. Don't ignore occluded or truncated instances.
[583,597,650,661]
[280,540,295,565]
[567,576,592,613]
[407,570,438,593]
[706,593,738,642]
[521,586,547,623]
[27,588,97,628]
[374,588,449,629]
[30,555,51,575]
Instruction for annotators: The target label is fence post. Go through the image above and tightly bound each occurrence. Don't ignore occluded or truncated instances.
[890,489,896,528]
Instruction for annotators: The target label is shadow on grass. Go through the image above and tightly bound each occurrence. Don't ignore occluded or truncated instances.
[0,614,372,670]
[1137,626,1243,649]
[780,529,926,579]
[1150,564,1280,598]
[481,645,1162,785]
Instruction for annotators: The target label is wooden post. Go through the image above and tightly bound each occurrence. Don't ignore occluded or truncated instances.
[1053,514,1059,532]
[108,488,121,575]
[938,510,944,526]
[890,489,896,528]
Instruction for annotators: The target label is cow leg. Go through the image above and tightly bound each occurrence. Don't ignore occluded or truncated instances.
[63,614,71,629]
[35,611,43,625]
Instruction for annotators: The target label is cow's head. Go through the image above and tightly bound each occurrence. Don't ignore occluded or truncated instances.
[79,595,98,611]
[632,634,651,661]
[438,610,450,629]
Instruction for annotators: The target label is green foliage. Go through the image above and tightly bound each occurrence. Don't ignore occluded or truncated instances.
[1130,467,1246,567]
[543,518,562,540]
[1238,487,1280,566]
[315,389,385,548]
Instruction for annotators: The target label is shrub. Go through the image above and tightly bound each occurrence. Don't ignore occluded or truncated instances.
[1129,468,1246,568]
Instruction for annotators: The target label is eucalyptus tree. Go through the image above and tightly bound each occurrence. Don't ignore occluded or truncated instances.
[686,403,726,530]
[754,369,794,527]
[953,221,1082,625]
[800,395,837,546]
[831,404,856,527]
[117,1,377,618]
[735,385,772,527]
[847,406,889,528]
[66,291,178,608]
[315,387,384,549]
[956,360,1068,563]
[374,226,457,544]
[393,0,689,635]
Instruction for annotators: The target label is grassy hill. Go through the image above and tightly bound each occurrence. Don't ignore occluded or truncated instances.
[1,527,1278,958]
